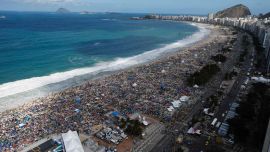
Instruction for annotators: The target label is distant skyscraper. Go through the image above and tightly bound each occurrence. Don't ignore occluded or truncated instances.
[208,13,214,20]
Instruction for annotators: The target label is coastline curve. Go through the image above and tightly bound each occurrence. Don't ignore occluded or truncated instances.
[0,22,211,112]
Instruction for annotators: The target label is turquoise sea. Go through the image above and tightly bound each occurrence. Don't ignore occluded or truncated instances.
[0,11,208,106]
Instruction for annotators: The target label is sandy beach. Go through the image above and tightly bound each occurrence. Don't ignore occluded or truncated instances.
[0,23,235,151]
[0,22,209,112]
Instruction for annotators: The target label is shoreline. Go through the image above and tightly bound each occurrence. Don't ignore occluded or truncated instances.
[0,22,233,151]
[0,22,211,113]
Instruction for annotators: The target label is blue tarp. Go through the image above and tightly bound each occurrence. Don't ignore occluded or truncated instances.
[75,96,81,104]
[112,111,120,117]
[160,83,166,90]
[23,115,31,123]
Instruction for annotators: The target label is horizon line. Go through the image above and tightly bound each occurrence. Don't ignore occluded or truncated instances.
[0,9,210,16]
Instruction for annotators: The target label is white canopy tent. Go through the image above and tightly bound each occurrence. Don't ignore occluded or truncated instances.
[62,130,84,152]
[132,83,138,87]
[187,127,201,135]
[180,96,189,102]
[171,100,181,108]
[193,84,199,88]
[167,106,174,112]
[251,76,270,83]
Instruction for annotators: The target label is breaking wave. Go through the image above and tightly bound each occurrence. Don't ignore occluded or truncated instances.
[0,23,210,110]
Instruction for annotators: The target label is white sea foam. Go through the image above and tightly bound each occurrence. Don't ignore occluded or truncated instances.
[94,42,101,46]
[0,15,6,19]
[101,18,117,21]
[0,23,210,102]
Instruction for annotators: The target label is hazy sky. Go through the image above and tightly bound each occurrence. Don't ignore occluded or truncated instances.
[0,0,269,15]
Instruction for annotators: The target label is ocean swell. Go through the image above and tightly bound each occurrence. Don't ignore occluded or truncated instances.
[0,23,210,104]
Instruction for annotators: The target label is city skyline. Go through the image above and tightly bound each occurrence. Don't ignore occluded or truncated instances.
[0,0,269,15]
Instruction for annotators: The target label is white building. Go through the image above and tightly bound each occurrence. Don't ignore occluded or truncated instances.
[62,130,84,152]
[208,13,214,21]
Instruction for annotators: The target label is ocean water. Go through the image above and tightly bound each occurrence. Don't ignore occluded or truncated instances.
[0,11,209,109]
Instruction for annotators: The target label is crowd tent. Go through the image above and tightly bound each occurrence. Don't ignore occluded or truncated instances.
[142,117,149,126]
[251,76,270,83]
[171,100,181,108]
[180,96,189,102]
[167,106,174,112]
[132,83,137,87]
[187,127,201,135]
[19,123,25,128]
[62,130,84,152]
[74,109,80,113]
[75,96,81,104]
[187,127,195,134]
[193,84,199,88]
[203,108,214,116]
[111,111,120,117]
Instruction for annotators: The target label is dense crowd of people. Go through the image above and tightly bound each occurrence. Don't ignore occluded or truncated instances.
[0,26,234,151]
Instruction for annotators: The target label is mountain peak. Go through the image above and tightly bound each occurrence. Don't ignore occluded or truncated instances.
[56,8,70,13]
[215,4,251,18]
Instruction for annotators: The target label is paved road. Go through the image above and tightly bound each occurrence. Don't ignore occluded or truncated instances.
[150,32,252,152]
[150,134,174,152]
[214,34,254,125]
[133,123,165,152]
